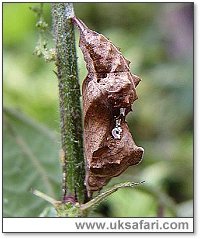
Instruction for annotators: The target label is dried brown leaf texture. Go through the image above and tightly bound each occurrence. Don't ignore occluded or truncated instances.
[72,17,144,195]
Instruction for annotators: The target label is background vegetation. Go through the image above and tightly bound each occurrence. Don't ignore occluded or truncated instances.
[3,3,193,217]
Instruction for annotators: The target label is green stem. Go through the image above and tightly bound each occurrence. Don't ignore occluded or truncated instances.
[81,181,144,212]
[31,189,59,206]
[51,3,85,204]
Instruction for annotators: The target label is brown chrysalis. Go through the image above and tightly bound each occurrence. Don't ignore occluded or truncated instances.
[73,17,144,195]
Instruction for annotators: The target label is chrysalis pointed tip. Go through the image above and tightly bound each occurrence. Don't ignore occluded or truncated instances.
[72,16,88,32]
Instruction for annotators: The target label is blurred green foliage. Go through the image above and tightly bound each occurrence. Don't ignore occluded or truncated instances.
[3,3,193,217]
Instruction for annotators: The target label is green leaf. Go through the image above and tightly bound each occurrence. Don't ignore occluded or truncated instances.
[3,107,61,217]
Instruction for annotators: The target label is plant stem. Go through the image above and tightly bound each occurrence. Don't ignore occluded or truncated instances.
[51,3,85,204]
[31,189,58,206]
[81,181,145,212]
